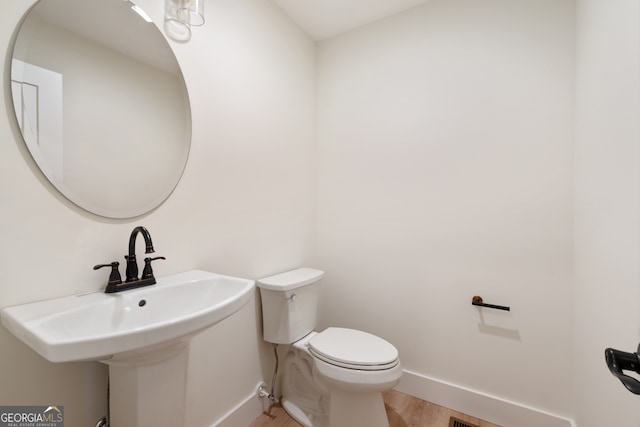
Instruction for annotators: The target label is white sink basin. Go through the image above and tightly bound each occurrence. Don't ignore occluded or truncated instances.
[1,270,255,363]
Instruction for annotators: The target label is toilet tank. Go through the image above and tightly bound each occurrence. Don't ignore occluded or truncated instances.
[257,268,324,344]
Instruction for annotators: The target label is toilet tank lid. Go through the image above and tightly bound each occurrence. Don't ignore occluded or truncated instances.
[257,268,324,291]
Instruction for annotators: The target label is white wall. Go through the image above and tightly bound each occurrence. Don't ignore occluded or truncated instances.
[573,0,640,425]
[0,0,315,425]
[316,0,575,421]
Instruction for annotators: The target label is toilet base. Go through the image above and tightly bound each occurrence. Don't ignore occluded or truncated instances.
[282,398,328,427]
[328,389,389,427]
[280,332,399,427]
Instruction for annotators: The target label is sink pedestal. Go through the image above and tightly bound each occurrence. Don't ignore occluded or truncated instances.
[106,344,189,427]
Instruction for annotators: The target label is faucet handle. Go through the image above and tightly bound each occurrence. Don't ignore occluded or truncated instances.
[142,256,166,280]
[93,262,123,288]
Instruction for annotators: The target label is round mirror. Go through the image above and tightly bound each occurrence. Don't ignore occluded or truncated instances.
[10,0,191,218]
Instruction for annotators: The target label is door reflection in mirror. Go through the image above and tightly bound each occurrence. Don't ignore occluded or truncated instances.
[11,59,63,184]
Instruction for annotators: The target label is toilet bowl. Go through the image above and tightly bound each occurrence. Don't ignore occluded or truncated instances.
[257,268,402,427]
[308,327,402,390]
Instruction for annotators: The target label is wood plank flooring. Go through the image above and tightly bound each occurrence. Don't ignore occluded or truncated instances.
[248,390,501,427]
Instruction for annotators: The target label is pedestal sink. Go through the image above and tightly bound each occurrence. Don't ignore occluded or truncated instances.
[1,270,255,427]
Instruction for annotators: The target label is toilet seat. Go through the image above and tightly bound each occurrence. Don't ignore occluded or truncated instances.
[308,327,399,371]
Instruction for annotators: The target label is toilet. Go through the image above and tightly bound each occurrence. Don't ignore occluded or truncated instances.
[257,268,402,427]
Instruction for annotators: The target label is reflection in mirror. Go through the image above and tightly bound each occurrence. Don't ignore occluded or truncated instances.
[10,0,191,218]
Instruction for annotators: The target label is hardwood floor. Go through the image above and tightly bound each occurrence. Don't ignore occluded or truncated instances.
[248,390,501,427]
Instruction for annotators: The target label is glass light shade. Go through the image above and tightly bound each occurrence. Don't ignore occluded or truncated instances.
[178,0,204,26]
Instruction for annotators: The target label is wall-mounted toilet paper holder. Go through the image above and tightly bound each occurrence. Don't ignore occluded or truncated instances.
[605,345,640,394]
[471,296,510,311]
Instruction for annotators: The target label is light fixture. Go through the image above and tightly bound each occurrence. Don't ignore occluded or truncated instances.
[163,0,204,42]
[177,0,205,27]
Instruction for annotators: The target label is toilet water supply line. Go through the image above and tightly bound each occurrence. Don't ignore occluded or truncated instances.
[259,344,281,403]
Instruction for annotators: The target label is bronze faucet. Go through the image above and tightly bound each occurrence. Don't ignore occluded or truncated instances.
[94,226,165,293]
[125,226,155,282]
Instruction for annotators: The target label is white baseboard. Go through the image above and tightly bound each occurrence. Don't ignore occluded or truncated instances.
[210,373,577,427]
[211,382,269,427]
[395,370,575,427]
